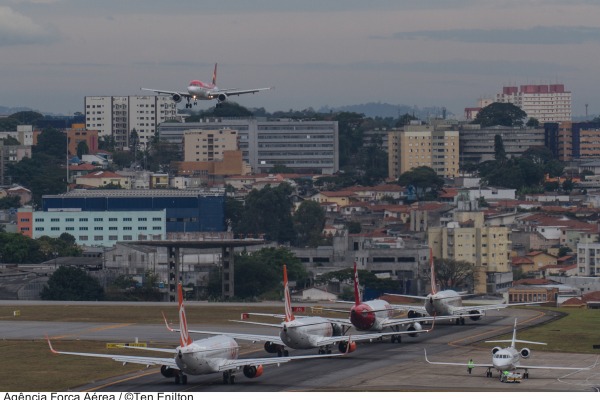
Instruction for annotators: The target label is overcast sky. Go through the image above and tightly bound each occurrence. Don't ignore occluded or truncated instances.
[2,0,599,117]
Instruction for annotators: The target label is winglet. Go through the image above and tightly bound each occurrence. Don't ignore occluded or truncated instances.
[353,262,361,306]
[426,317,436,333]
[178,283,193,347]
[424,348,431,363]
[283,265,295,322]
[162,311,175,332]
[46,335,58,354]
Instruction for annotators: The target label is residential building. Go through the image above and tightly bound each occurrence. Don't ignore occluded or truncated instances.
[0,125,33,146]
[545,121,600,161]
[0,143,31,185]
[495,84,572,123]
[183,129,238,162]
[577,242,600,276]
[76,171,130,189]
[85,95,178,149]
[67,124,99,156]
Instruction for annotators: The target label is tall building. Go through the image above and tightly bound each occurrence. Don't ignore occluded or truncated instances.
[495,84,571,123]
[67,123,99,156]
[183,129,238,162]
[160,118,339,174]
[388,122,459,179]
[545,121,600,161]
[85,95,178,149]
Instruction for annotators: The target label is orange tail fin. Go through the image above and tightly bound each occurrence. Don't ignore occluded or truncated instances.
[429,248,437,295]
[178,283,193,347]
[212,63,218,86]
[283,265,295,322]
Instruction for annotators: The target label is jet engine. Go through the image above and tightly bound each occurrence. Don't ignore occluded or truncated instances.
[160,365,178,378]
[491,347,502,355]
[407,322,423,337]
[469,310,482,321]
[217,93,228,102]
[408,310,423,319]
[264,341,283,354]
[172,93,182,103]
[331,323,343,336]
[520,348,531,358]
[243,365,264,378]
[338,340,357,353]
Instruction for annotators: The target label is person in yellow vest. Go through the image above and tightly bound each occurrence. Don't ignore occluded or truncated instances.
[467,359,475,374]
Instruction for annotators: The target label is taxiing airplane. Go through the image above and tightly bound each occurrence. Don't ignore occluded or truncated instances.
[141,63,272,108]
[386,249,538,325]
[167,265,429,356]
[47,283,345,385]
[424,318,594,379]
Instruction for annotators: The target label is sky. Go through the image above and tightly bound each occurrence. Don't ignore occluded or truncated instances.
[1,0,600,118]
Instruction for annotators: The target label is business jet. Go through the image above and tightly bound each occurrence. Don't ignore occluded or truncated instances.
[141,63,272,108]
[314,262,446,342]
[169,265,427,356]
[424,318,594,379]
[385,249,540,325]
[47,283,345,385]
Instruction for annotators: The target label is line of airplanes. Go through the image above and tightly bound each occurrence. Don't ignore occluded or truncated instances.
[47,256,595,386]
[141,63,272,108]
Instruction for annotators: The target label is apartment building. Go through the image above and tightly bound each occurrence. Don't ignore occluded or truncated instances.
[67,123,98,156]
[85,95,178,149]
[495,84,571,123]
[577,242,600,276]
[545,121,600,161]
[183,129,238,162]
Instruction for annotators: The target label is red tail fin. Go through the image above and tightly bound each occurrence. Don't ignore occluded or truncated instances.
[212,63,218,86]
[353,262,361,306]
[178,283,193,347]
[429,248,437,295]
[283,265,295,322]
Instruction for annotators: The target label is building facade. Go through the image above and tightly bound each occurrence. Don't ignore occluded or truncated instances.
[495,84,572,123]
[183,129,238,162]
[67,123,99,156]
[85,95,178,149]
[545,121,600,161]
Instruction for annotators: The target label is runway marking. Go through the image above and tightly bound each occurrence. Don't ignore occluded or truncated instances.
[83,369,159,392]
[50,323,134,339]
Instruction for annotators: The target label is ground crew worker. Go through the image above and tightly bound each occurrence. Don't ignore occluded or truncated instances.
[467,359,474,374]
[502,370,510,381]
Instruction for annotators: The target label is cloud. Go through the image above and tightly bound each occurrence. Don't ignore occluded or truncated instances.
[390,26,600,45]
[0,6,58,46]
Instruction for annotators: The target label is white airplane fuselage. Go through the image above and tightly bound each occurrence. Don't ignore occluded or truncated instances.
[280,317,334,349]
[175,335,239,375]
[187,80,219,101]
[424,290,463,316]
[492,347,521,372]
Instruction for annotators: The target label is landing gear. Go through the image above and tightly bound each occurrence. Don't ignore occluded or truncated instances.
[277,349,289,357]
[523,371,529,379]
[486,368,493,378]
[223,371,236,384]
[174,373,188,384]
[390,335,402,343]
[455,317,465,325]
[318,346,332,354]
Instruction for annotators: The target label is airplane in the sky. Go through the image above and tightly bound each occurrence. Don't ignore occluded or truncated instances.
[314,262,446,342]
[141,63,272,108]
[47,283,346,385]
[385,249,539,325]
[167,265,429,356]
[424,318,595,380]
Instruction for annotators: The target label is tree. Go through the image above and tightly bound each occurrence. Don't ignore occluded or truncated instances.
[397,166,444,201]
[558,246,572,258]
[41,266,104,300]
[494,134,507,162]
[0,232,43,263]
[526,117,540,128]
[347,221,362,234]
[0,196,21,209]
[270,164,294,174]
[395,113,419,128]
[430,258,477,291]
[76,141,89,158]
[472,102,527,127]
[35,128,67,161]
[293,200,326,247]
[562,178,574,193]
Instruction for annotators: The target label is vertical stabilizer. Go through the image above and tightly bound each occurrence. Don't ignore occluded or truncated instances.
[212,63,218,86]
[178,283,193,347]
[429,248,437,295]
[283,265,295,322]
[511,318,518,349]
[353,262,361,306]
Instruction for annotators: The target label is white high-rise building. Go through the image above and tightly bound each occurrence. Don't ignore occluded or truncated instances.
[495,84,571,123]
[85,95,178,149]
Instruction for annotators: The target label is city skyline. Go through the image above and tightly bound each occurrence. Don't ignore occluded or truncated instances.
[1,1,599,117]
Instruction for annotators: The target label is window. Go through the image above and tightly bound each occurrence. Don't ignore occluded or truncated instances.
[123,218,132,222]
[79,218,88,222]
[79,236,88,241]
[123,235,133,240]
[123,227,132,231]
[94,218,103,222]
[109,235,118,241]
[51,227,60,231]
[35,218,44,222]
[94,227,103,231]
[109,227,118,231]
[94,236,103,241]
[109,217,117,222]
[66,218,75,222]
[35,227,44,231]
[79,227,88,231]
[139,226,147,230]
[66,227,74,231]
[138,217,147,221]
[51,218,60,222]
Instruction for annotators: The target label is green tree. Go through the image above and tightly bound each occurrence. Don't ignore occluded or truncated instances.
[335,112,366,168]
[494,134,507,162]
[7,153,66,205]
[395,113,419,128]
[347,221,362,234]
[0,232,43,263]
[41,266,104,301]
[430,258,477,291]
[473,102,527,127]
[76,141,89,158]
[397,166,444,200]
[562,178,575,193]
[270,164,294,174]
[526,117,540,128]
[293,200,326,247]
[9,111,44,125]
[0,196,21,209]
[0,136,20,146]
[35,128,67,161]
[558,246,572,257]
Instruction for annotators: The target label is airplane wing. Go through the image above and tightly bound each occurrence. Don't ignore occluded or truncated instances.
[186,329,284,346]
[140,88,192,99]
[316,328,430,347]
[47,337,177,368]
[380,315,455,329]
[214,87,272,97]
[424,349,492,368]
[516,364,592,371]
[217,351,344,371]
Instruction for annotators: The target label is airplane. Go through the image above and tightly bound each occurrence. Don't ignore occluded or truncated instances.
[424,318,595,380]
[166,265,430,356]
[47,282,347,385]
[141,63,272,108]
[312,262,448,343]
[385,249,540,325]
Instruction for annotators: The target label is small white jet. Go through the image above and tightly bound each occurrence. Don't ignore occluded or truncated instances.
[169,265,428,356]
[47,283,345,385]
[424,318,594,380]
[386,249,539,325]
[141,63,272,108]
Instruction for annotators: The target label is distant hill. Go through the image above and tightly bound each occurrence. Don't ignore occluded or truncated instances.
[0,105,34,116]
[318,102,454,120]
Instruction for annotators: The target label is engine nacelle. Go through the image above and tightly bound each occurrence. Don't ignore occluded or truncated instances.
[408,310,423,319]
[172,93,182,103]
[264,341,283,354]
[491,347,502,355]
[217,93,228,102]
[469,310,482,321]
[520,348,531,358]
[331,323,343,337]
[338,341,357,353]
[243,365,264,379]
[160,365,178,378]
[407,322,423,337]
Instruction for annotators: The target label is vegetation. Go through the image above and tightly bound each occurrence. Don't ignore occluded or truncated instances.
[41,266,104,301]
[314,268,402,293]
[472,102,527,127]
[397,166,444,201]
[105,271,162,301]
[293,200,326,247]
[430,258,477,291]
[0,232,81,263]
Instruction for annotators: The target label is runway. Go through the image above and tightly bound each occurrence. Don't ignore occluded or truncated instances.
[4,306,597,392]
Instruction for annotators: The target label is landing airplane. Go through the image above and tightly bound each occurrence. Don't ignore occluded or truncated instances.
[47,283,345,385]
[424,318,594,379]
[169,265,429,356]
[386,249,538,325]
[141,63,272,108]
[314,262,447,342]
